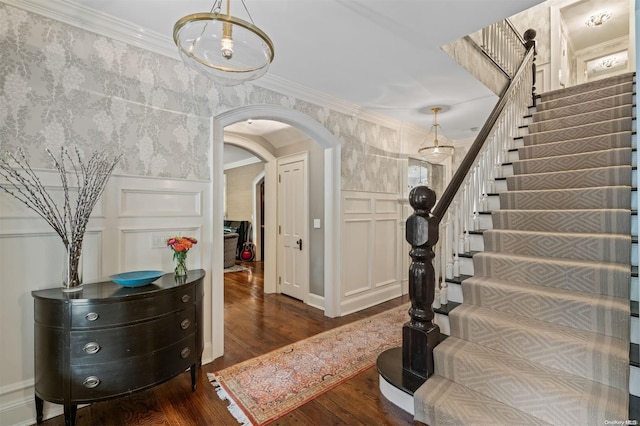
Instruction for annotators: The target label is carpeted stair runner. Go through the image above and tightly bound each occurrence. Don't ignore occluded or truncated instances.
[414,72,634,425]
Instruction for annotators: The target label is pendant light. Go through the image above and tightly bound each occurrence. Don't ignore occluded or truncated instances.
[173,0,274,86]
[418,107,454,163]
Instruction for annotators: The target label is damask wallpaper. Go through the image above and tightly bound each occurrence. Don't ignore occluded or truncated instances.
[0,3,401,193]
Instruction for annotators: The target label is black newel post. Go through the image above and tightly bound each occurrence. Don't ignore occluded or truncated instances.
[402,185,440,379]
[523,28,537,106]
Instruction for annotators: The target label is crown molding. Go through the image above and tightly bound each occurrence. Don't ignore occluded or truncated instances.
[3,0,180,60]
[7,0,404,131]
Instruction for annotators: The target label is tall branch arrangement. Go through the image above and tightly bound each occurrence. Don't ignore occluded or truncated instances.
[0,147,121,289]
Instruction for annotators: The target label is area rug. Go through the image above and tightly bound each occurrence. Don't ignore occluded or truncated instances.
[224,264,251,273]
[208,302,411,425]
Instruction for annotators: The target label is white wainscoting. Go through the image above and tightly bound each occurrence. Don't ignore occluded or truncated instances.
[0,172,211,426]
[340,191,404,315]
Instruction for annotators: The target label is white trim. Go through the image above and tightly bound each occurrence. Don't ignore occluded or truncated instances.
[307,293,325,311]
[223,156,262,171]
[212,105,342,359]
[340,283,403,316]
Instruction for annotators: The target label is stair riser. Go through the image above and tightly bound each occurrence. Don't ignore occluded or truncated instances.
[488,209,634,235]
[533,94,636,123]
[523,118,635,146]
[454,256,636,295]
[449,307,630,392]
[507,167,634,191]
[513,134,636,162]
[499,188,633,210]
[454,257,638,302]
[483,232,633,264]
[539,76,635,102]
[537,81,635,111]
[529,105,635,134]
[432,314,639,396]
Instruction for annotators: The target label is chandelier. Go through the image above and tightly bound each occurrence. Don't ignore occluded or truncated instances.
[418,107,454,164]
[586,11,611,28]
[173,0,274,86]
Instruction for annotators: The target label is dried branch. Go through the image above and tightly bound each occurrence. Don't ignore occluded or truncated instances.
[0,147,122,277]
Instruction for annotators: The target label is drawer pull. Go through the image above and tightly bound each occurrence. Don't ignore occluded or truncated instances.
[180,347,191,359]
[181,294,190,303]
[180,319,191,330]
[83,376,101,389]
[83,342,101,355]
[85,312,99,321]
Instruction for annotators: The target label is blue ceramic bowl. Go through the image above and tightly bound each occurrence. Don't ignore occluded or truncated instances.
[110,270,164,287]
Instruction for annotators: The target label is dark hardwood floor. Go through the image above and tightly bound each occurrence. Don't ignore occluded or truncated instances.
[37,262,413,425]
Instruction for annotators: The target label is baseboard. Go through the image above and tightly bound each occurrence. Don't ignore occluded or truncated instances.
[339,284,402,316]
[0,379,65,426]
[307,293,325,311]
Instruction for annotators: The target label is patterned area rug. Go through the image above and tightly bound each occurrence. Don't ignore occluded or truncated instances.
[208,302,410,425]
[224,264,250,273]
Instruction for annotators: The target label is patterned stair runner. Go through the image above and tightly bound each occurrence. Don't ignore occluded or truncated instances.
[414,72,635,425]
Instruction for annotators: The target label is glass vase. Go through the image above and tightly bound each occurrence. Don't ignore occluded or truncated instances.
[62,242,83,292]
[174,252,188,277]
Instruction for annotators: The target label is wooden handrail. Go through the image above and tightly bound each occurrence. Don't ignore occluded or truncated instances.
[397,28,537,381]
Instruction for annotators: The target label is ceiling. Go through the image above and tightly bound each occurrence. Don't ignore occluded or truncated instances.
[40,0,630,164]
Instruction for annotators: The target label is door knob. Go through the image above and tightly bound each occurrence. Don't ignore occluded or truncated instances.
[296,239,302,250]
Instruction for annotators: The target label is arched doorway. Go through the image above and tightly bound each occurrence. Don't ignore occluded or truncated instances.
[210,105,342,359]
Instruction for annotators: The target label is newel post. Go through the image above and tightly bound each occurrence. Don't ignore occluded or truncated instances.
[523,28,537,106]
[403,185,441,379]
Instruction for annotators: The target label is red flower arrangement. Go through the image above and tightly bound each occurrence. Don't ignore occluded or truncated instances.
[167,236,198,276]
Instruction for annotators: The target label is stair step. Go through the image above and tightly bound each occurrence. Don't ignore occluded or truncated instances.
[536,80,634,112]
[529,104,633,133]
[483,229,631,263]
[473,251,629,297]
[432,337,629,424]
[491,208,633,234]
[452,256,638,303]
[533,92,635,122]
[539,73,635,103]
[414,375,550,426]
[523,117,633,146]
[500,186,632,210]
[513,131,633,161]
[513,148,632,175]
[508,165,632,191]
[449,305,629,391]
[461,276,630,339]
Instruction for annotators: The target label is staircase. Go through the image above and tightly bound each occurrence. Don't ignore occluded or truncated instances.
[415,72,638,425]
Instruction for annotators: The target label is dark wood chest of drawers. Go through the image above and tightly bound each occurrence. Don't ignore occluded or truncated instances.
[32,270,205,426]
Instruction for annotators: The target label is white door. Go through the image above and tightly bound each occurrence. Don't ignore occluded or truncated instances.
[278,155,308,301]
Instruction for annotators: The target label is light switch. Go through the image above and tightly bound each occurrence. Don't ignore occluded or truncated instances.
[313,219,321,229]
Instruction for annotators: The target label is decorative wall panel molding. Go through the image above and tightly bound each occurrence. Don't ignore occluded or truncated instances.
[119,188,202,217]
[341,191,402,312]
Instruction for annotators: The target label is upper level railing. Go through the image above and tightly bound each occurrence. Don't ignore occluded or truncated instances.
[467,19,527,79]
[398,27,537,380]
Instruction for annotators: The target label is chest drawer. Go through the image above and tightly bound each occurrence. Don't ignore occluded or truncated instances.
[69,335,198,402]
[71,285,196,328]
[70,306,196,365]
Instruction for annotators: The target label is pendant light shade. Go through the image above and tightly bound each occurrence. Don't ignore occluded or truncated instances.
[173,1,274,86]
